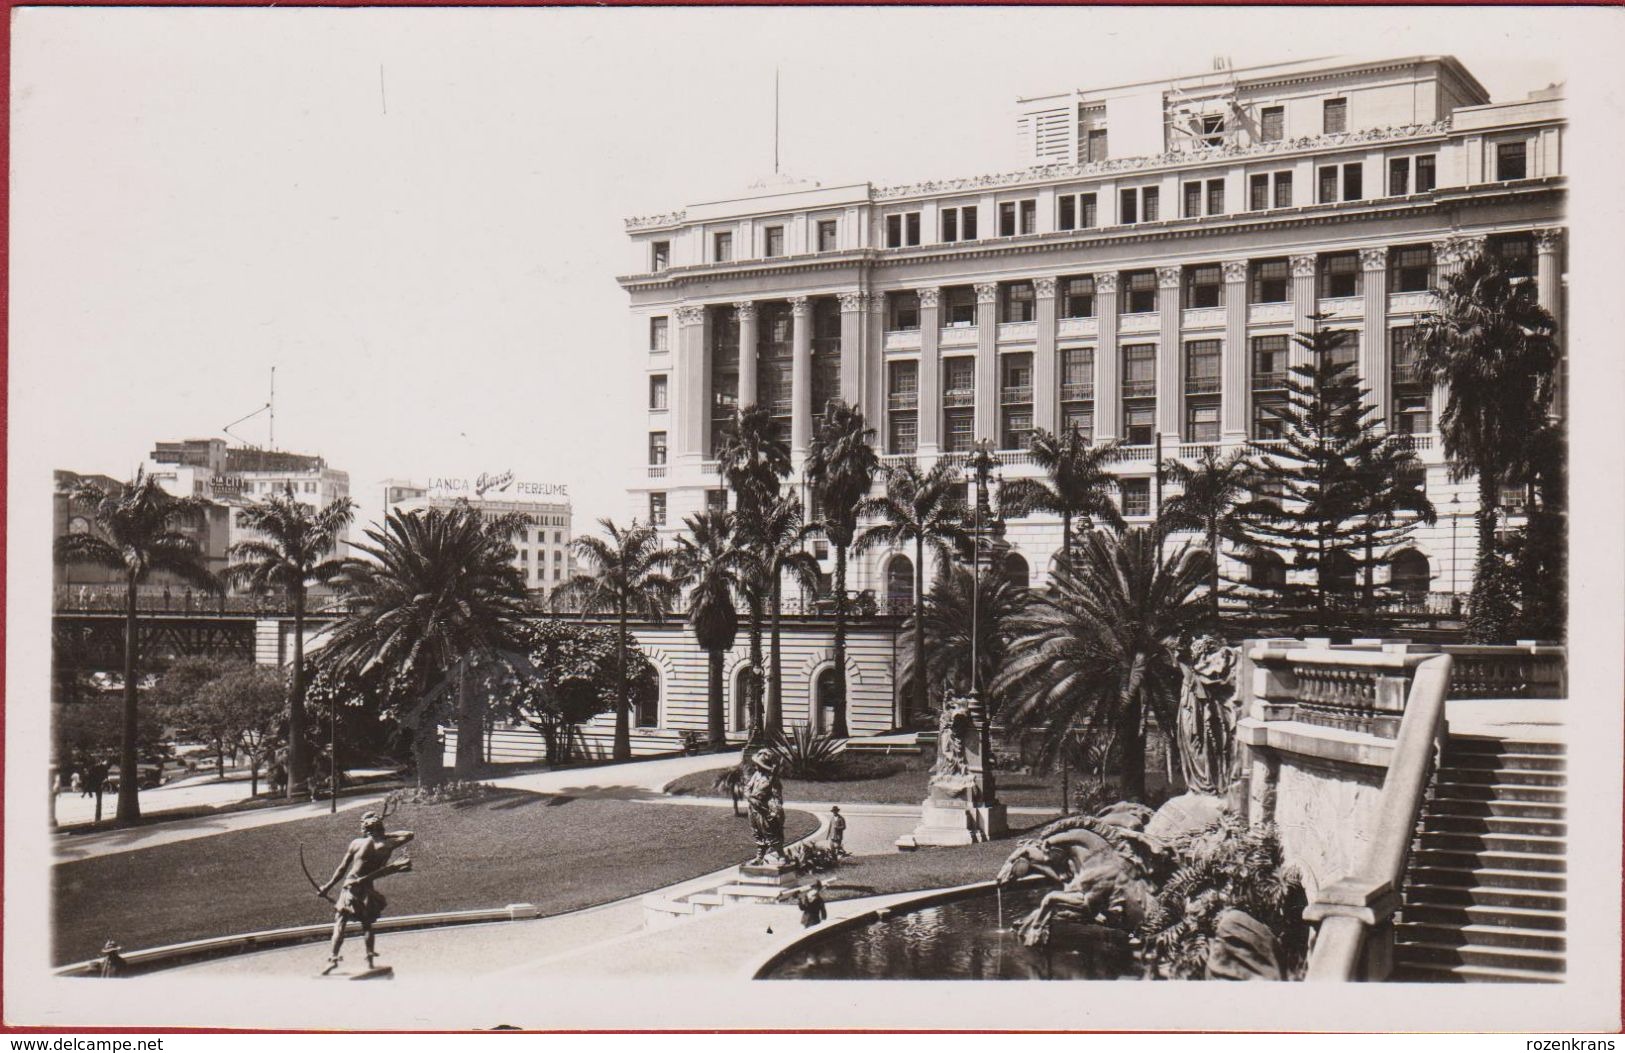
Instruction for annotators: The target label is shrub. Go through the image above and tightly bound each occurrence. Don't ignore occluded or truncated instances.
[767,725,842,779]
[395,780,494,807]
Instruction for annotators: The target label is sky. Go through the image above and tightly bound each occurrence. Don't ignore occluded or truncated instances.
[10,6,1576,536]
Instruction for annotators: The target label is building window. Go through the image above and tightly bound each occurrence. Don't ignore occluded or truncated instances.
[1120,188,1137,225]
[1185,401,1221,443]
[1061,276,1095,318]
[999,200,1036,237]
[707,489,729,515]
[1251,259,1290,303]
[817,220,838,251]
[1415,155,1437,193]
[1058,194,1076,230]
[999,201,1017,236]
[1249,549,1287,588]
[1319,253,1361,298]
[1122,343,1156,400]
[651,241,670,271]
[1390,327,1432,435]
[1185,264,1222,309]
[1020,199,1036,234]
[1343,162,1364,201]
[1318,166,1339,204]
[650,316,669,353]
[764,226,785,258]
[941,205,978,242]
[1001,282,1035,323]
[888,413,918,455]
[1070,193,1098,228]
[1062,403,1095,441]
[1389,157,1411,196]
[1390,245,1435,293]
[1394,392,1431,435]
[885,212,921,248]
[1142,186,1160,221]
[1119,185,1158,225]
[1497,140,1528,181]
[943,356,975,406]
[713,231,733,262]
[888,291,921,331]
[1206,179,1225,216]
[1185,340,1221,395]
[943,286,977,327]
[1001,407,1033,452]
[649,374,668,410]
[1274,171,1293,208]
[1252,334,1289,392]
[648,432,667,465]
[1184,182,1202,219]
[944,411,974,453]
[1119,478,1151,518]
[1124,270,1157,313]
[1250,174,1269,212]
[1323,98,1347,134]
[1082,127,1108,162]
[1490,233,1536,279]
[1260,105,1284,143]
[648,492,667,526]
[1061,347,1094,402]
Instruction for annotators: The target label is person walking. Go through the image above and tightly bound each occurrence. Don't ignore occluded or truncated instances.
[828,805,847,854]
[796,880,828,929]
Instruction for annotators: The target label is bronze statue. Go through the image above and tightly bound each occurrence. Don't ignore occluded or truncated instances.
[310,806,414,973]
[743,748,786,865]
[1175,636,1240,796]
[995,816,1162,947]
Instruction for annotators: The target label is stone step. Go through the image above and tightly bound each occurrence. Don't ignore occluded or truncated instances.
[1426,795,1566,820]
[715,884,794,905]
[1389,960,1564,983]
[1421,813,1567,837]
[1402,882,1566,913]
[1401,901,1566,932]
[1410,849,1565,874]
[1445,737,1566,757]
[1439,752,1567,773]
[1395,921,1566,954]
[1431,782,1566,804]
[1394,939,1565,974]
[1433,766,1566,787]
[1415,830,1567,856]
[1406,865,1566,893]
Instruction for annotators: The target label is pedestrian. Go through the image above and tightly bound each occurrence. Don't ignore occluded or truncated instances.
[96,940,127,978]
[828,805,847,854]
[796,880,828,928]
[70,771,83,796]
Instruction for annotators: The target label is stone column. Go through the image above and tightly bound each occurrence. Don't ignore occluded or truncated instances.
[676,305,709,460]
[735,300,758,410]
[1033,277,1058,434]
[864,294,886,432]
[974,282,1000,444]
[1220,261,1249,444]
[1094,273,1120,441]
[837,291,866,408]
[1289,253,1318,369]
[1359,247,1390,426]
[1534,227,1564,314]
[790,296,812,457]
[1156,266,1184,447]
[918,288,942,454]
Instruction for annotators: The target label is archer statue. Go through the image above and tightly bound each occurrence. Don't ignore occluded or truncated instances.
[306,803,414,973]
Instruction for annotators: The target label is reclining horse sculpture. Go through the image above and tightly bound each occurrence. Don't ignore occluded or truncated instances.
[995,817,1162,947]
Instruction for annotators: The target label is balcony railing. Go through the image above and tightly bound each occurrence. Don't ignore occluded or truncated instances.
[1000,385,1033,405]
[647,465,667,479]
[1252,372,1287,391]
[887,392,919,411]
[767,398,793,415]
[1060,382,1095,402]
[1105,445,1155,463]
[1176,441,1219,459]
[1395,433,1435,451]
[1122,379,1156,397]
[943,389,975,408]
[1184,376,1221,396]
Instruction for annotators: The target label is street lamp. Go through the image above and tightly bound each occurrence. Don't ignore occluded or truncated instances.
[965,440,1002,695]
[1449,493,1460,596]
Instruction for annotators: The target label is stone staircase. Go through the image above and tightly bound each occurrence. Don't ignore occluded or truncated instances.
[1393,734,1566,982]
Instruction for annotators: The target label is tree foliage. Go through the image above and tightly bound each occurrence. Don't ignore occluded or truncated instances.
[671,510,745,746]
[899,565,1030,715]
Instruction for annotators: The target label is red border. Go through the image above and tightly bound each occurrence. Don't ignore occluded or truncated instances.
[4,0,1620,1037]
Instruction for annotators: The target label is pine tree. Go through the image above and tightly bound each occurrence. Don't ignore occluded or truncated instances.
[1244,320,1434,632]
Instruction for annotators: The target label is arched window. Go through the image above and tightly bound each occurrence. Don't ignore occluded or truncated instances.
[635,668,660,728]
[1248,549,1287,589]
[1003,551,1030,589]
[1323,549,1358,594]
[732,664,754,733]
[885,555,914,613]
[814,667,840,733]
[1389,549,1431,596]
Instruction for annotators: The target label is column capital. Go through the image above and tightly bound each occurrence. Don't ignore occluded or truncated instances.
[1534,227,1566,252]
[1156,266,1182,290]
[788,295,811,317]
[676,304,707,327]
[1033,276,1058,299]
[1359,247,1388,272]
[1092,272,1119,294]
[974,282,999,304]
[733,300,757,320]
[1290,254,1318,278]
[917,287,940,308]
[1432,239,1462,266]
[837,291,867,313]
[1455,234,1487,259]
[1222,260,1249,284]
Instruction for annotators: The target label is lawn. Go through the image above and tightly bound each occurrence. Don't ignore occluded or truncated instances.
[664,753,1075,810]
[818,817,1059,903]
[52,790,816,966]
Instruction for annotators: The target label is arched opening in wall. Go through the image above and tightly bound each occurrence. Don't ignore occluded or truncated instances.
[885,554,914,614]
[1388,548,1431,599]
[1323,549,1358,596]
[635,666,661,729]
[1247,549,1287,589]
[813,666,840,734]
[732,664,753,734]
[1003,552,1030,590]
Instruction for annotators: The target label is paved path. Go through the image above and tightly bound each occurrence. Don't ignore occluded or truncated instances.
[52,773,260,830]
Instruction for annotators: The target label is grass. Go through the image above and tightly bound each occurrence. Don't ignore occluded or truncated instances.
[52,789,816,966]
[818,817,1058,903]
[664,753,1076,809]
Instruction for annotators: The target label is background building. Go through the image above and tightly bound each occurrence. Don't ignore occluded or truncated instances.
[384,474,575,597]
[619,54,1564,609]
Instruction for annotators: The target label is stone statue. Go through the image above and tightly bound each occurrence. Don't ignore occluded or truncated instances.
[743,748,786,865]
[310,807,414,973]
[928,697,978,804]
[1176,636,1240,796]
[994,815,1161,947]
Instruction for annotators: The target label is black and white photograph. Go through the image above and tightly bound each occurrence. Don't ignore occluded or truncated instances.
[6,3,1622,1034]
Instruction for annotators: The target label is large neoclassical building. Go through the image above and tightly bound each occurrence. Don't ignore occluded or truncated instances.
[619,53,1564,632]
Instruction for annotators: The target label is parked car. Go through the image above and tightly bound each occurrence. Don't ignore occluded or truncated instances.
[100,765,167,793]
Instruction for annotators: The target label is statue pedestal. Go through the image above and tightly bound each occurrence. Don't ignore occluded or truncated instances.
[736,862,801,887]
[714,860,802,907]
[896,799,1008,850]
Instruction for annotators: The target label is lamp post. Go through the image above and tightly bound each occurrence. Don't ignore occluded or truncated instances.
[964,439,1003,817]
[1449,493,1460,595]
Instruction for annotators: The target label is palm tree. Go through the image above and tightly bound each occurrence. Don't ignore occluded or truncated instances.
[560,518,679,759]
[805,400,880,738]
[855,460,970,720]
[747,494,820,732]
[54,470,218,821]
[993,527,1208,802]
[1413,252,1559,641]
[999,428,1124,576]
[899,566,1030,715]
[671,510,744,747]
[319,507,530,783]
[1159,446,1264,627]
[227,486,356,796]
